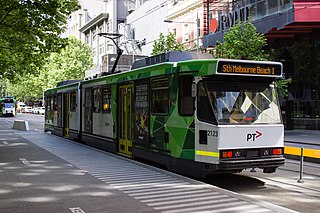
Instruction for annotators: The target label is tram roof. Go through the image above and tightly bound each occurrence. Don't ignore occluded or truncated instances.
[131,51,213,70]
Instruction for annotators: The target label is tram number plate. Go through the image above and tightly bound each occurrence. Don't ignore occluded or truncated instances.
[207,130,218,137]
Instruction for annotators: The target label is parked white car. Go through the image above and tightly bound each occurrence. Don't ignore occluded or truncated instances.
[25,106,33,113]
[33,107,45,115]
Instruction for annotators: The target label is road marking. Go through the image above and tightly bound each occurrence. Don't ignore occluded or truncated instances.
[69,207,85,213]
[0,138,18,140]
[3,141,8,145]
[20,158,30,165]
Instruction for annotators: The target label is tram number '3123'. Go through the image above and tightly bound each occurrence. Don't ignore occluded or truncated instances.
[207,130,218,137]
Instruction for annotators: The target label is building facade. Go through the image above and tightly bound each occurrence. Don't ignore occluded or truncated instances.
[166,0,204,51]
[122,0,169,55]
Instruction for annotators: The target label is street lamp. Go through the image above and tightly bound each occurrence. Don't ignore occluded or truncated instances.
[164,13,200,52]
[97,33,123,74]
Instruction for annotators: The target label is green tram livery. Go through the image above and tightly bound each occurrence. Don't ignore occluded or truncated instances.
[45,52,285,177]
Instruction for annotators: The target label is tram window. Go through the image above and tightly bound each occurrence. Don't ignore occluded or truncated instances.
[57,94,62,127]
[102,87,111,112]
[46,96,51,111]
[93,87,101,113]
[179,75,194,116]
[70,91,77,112]
[151,78,169,115]
[197,81,216,124]
[50,95,55,111]
[53,95,58,111]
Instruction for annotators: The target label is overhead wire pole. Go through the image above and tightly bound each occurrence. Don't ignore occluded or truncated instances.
[196,12,200,52]
[97,33,123,74]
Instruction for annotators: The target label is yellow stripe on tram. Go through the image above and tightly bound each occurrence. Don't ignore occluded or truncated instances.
[196,150,219,158]
[285,146,320,159]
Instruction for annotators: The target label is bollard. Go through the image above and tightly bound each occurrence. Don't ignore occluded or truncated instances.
[297,147,304,183]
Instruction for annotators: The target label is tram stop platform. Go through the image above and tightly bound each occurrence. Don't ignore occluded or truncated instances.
[284,130,320,163]
[0,129,298,213]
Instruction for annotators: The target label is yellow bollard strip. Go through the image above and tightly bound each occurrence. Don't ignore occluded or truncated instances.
[285,146,320,159]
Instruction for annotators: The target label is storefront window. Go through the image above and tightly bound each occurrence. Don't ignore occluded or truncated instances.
[290,100,320,130]
[220,0,294,21]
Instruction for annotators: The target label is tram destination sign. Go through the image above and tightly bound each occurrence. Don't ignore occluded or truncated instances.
[217,60,282,77]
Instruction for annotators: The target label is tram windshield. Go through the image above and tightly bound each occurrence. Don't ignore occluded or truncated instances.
[197,80,282,125]
[4,103,14,108]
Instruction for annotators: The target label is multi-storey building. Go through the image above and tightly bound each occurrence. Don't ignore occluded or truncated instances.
[165,0,204,51]
[121,0,169,55]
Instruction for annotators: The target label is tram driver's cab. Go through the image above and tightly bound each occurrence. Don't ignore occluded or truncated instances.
[193,76,284,173]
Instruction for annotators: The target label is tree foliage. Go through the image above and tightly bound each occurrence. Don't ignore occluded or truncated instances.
[0,0,80,80]
[275,78,292,98]
[152,33,187,55]
[215,19,269,60]
[7,37,93,102]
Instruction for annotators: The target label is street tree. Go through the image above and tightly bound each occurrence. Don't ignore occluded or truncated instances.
[0,0,80,80]
[215,19,269,60]
[152,33,187,55]
[7,37,93,102]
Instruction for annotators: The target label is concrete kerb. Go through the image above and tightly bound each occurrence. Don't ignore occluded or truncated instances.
[13,120,29,131]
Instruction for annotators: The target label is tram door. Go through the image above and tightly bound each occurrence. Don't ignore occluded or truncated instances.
[84,88,93,133]
[118,84,133,156]
[63,93,70,138]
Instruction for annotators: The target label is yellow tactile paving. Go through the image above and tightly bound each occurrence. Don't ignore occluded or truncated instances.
[285,146,320,159]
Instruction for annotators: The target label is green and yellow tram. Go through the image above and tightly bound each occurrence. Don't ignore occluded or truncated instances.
[45,51,284,177]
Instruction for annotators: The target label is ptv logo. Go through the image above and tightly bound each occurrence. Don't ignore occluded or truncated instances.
[246,131,262,141]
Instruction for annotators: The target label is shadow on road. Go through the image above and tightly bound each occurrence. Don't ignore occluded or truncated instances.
[201,173,266,192]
